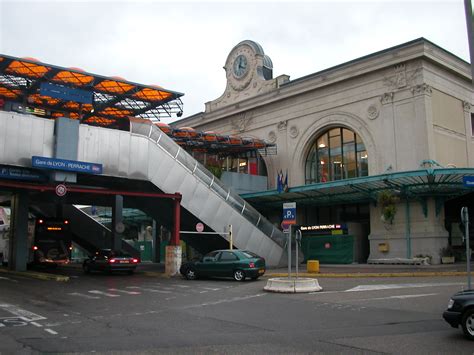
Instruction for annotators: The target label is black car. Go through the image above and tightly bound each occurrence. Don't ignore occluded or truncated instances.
[442,289,474,340]
[83,249,139,275]
[180,249,266,281]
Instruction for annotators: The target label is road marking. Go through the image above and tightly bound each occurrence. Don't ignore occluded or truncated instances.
[44,328,58,335]
[30,322,43,327]
[353,293,438,302]
[108,288,141,295]
[0,276,18,283]
[200,287,221,291]
[126,286,172,294]
[345,282,464,292]
[174,285,190,288]
[67,292,100,299]
[0,303,46,321]
[148,284,174,290]
[186,293,267,308]
[88,290,120,297]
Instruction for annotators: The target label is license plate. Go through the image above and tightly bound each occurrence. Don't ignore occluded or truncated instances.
[120,260,129,264]
[258,269,265,274]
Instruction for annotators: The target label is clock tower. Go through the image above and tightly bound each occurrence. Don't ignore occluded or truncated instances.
[205,40,289,113]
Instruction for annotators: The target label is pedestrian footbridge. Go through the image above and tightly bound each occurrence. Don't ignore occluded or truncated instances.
[0,112,286,267]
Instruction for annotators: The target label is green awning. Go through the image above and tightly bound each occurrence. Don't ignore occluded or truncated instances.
[241,168,474,208]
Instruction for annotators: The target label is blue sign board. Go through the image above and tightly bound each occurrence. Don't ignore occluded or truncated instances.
[0,165,46,181]
[463,176,474,187]
[282,202,296,231]
[32,156,102,175]
[40,82,93,104]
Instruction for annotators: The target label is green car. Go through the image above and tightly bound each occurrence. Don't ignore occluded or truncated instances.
[180,249,266,281]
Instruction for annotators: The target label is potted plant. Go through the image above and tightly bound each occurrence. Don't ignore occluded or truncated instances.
[377,190,399,224]
[440,245,455,264]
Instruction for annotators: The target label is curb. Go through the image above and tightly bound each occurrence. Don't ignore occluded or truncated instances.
[265,271,473,278]
[0,267,69,282]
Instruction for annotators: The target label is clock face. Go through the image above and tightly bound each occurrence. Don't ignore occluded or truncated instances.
[233,54,248,78]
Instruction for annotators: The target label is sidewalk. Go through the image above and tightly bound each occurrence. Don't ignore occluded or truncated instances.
[137,261,473,278]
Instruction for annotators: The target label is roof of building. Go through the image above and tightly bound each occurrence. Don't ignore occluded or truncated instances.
[0,54,184,128]
[241,168,474,208]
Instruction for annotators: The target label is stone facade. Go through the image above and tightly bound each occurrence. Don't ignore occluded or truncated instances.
[173,38,473,263]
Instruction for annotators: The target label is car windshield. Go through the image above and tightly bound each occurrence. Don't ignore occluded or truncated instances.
[241,251,259,259]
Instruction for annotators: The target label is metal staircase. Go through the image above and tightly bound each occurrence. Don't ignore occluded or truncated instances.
[0,112,286,266]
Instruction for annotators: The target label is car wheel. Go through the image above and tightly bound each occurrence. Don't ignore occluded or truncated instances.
[185,267,197,280]
[233,269,245,281]
[83,263,90,274]
[461,308,474,340]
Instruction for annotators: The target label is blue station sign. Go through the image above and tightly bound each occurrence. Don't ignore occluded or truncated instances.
[32,156,103,175]
[40,82,93,104]
[463,176,474,187]
[0,165,46,181]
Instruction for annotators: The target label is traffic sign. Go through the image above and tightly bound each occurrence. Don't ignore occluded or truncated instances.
[55,184,67,197]
[196,222,204,233]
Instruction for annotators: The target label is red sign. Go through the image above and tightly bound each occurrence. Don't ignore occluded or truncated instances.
[281,221,291,232]
[196,222,204,233]
[55,184,67,197]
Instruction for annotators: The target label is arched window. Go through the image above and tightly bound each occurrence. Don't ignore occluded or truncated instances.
[305,127,368,184]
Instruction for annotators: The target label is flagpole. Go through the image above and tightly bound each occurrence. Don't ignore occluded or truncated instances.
[465,0,474,86]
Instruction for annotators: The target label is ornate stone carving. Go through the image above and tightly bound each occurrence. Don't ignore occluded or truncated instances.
[367,104,379,120]
[277,120,288,131]
[410,84,432,96]
[380,92,394,105]
[268,131,277,143]
[289,125,299,138]
[231,112,253,132]
[463,101,471,112]
[395,64,406,88]
[384,64,421,90]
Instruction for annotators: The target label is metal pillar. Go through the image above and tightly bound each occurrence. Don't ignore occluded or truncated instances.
[111,195,123,251]
[405,197,412,259]
[171,196,181,246]
[152,219,160,263]
[8,192,29,271]
[165,195,182,277]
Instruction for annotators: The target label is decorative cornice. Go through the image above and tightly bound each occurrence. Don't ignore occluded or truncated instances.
[383,64,422,90]
[277,120,288,131]
[463,101,471,112]
[410,83,432,96]
[231,111,254,133]
[380,92,394,105]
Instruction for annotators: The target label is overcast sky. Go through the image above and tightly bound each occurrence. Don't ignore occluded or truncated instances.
[0,0,470,123]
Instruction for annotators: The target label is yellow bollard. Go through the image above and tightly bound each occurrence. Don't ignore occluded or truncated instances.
[307,260,320,273]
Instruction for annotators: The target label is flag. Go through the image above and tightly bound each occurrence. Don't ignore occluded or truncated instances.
[283,170,288,192]
[277,170,283,193]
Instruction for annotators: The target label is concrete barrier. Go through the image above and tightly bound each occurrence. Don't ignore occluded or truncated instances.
[264,277,322,293]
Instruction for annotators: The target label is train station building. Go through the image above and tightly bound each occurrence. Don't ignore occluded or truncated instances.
[0,38,473,271]
[173,38,474,265]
